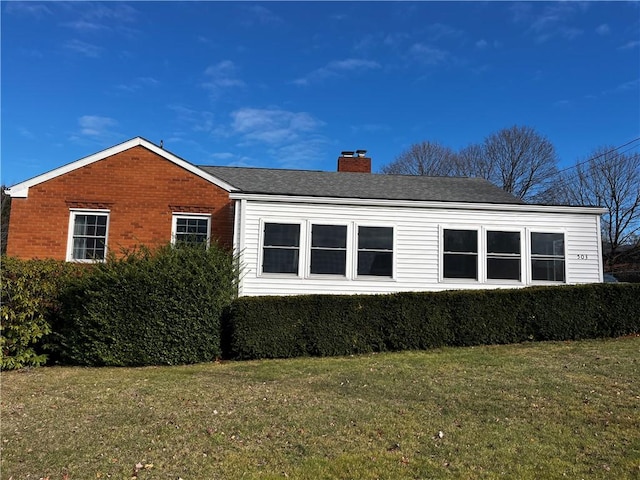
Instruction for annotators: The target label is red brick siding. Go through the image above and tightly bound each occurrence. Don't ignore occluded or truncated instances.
[6,145,233,260]
[337,156,371,173]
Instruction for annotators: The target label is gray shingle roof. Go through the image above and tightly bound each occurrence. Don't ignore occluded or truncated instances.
[199,166,525,205]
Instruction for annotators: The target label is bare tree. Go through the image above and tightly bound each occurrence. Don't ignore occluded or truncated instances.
[482,125,559,202]
[1,186,11,255]
[380,141,458,176]
[455,143,495,180]
[381,126,560,203]
[563,146,640,266]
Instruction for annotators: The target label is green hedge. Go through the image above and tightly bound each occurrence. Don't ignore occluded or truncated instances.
[0,257,82,370]
[225,284,640,360]
[54,244,238,367]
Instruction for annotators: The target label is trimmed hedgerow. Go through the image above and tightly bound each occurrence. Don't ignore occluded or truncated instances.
[224,284,640,360]
[0,257,82,370]
[55,243,238,367]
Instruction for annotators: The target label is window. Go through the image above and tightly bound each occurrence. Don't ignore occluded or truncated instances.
[262,223,300,274]
[310,224,347,275]
[172,214,210,246]
[357,226,393,277]
[68,210,109,261]
[443,229,478,279]
[487,231,521,281]
[531,232,565,282]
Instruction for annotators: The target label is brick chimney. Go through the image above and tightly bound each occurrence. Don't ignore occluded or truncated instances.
[337,149,371,173]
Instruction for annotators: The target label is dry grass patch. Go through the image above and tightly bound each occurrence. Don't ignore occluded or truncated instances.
[2,337,639,479]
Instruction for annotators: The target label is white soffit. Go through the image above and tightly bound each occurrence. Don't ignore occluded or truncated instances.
[5,137,238,198]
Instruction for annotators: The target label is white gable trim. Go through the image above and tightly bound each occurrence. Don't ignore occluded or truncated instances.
[5,137,238,198]
[228,193,607,216]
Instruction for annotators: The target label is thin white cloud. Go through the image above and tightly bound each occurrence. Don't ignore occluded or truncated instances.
[409,43,449,65]
[476,39,488,49]
[424,23,464,41]
[4,2,52,17]
[596,24,610,36]
[73,3,138,23]
[115,77,160,93]
[230,108,324,145]
[210,152,235,161]
[512,3,586,43]
[61,20,109,33]
[64,39,102,58]
[241,5,283,26]
[293,58,381,86]
[77,115,118,138]
[553,100,570,108]
[58,3,139,37]
[18,127,36,139]
[612,78,640,93]
[202,60,245,97]
[619,40,640,50]
[168,104,216,133]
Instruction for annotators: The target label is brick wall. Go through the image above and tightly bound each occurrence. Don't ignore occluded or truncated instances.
[6,145,234,260]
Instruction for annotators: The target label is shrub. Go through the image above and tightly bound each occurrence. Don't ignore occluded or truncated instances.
[225,284,640,360]
[55,243,238,366]
[0,257,80,369]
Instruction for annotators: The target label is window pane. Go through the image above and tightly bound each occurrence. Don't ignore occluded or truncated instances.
[263,248,299,274]
[487,258,520,280]
[73,238,87,260]
[175,217,209,244]
[72,213,108,260]
[358,251,392,276]
[487,231,520,254]
[312,225,347,248]
[444,254,477,279]
[532,259,565,282]
[444,230,477,253]
[74,215,88,235]
[264,223,300,247]
[531,233,564,256]
[358,226,393,250]
[311,250,346,275]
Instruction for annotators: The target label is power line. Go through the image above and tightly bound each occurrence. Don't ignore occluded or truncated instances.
[554,136,640,177]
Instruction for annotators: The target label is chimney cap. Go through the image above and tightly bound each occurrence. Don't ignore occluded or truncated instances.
[341,151,355,157]
[356,149,367,157]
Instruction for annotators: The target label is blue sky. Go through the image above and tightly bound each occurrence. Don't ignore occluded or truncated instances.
[2,1,639,186]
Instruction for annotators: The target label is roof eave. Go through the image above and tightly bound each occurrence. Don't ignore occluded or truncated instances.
[228,192,607,214]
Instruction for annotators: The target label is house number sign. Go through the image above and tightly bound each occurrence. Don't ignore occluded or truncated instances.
[576,254,589,260]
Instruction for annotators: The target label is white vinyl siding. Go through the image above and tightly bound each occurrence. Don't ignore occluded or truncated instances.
[234,198,603,296]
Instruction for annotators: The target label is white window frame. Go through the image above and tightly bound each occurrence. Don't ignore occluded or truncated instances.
[354,223,396,280]
[258,219,304,277]
[484,227,524,284]
[308,222,350,278]
[528,229,567,284]
[171,213,211,247]
[440,226,480,283]
[66,209,110,263]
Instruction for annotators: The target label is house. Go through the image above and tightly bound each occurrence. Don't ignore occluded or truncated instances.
[5,136,606,296]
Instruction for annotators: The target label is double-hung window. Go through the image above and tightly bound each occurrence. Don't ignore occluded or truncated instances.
[487,231,521,281]
[310,224,347,275]
[68,210,109,261]
[262,223,300,274]
[357,226,393,277]
[443,229,478,279]
[531,232,565,282]
[172,214,211,246]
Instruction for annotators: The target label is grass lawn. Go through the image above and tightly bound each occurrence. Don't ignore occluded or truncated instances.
[2,337,639,479]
